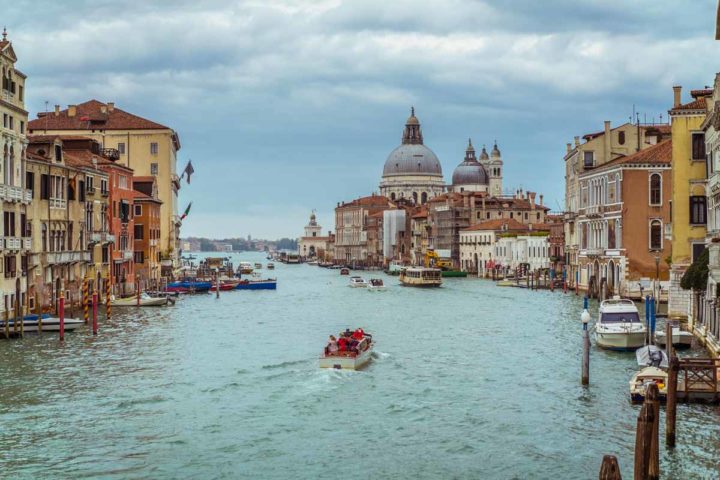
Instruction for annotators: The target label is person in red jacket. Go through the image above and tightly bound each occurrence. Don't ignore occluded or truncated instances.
[352,328,364,340]
[337,335,349,352]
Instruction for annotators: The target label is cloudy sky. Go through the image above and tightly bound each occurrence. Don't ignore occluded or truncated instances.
[5,0,719,239]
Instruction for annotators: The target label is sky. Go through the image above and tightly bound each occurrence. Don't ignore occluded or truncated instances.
[4,0,719,239]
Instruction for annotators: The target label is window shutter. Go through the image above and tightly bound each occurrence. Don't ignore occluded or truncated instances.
[40,174,49,199]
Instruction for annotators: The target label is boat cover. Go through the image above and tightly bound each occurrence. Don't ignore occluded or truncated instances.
[636,345,668,368]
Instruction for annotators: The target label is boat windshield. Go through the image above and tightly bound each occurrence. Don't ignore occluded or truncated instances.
[601,311,641,323]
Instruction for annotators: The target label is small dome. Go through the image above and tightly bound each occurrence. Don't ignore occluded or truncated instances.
[452,140,488,186]
[479,145,489,161]
[491,142,501,158]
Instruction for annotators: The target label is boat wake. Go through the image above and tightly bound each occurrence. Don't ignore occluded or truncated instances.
[261,358,310,370]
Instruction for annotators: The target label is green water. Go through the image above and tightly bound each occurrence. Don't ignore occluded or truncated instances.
[1,252,719,479]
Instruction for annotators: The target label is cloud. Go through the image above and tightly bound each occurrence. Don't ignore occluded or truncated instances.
[5,0,718,238]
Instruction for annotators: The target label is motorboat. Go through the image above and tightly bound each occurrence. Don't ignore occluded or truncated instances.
[594,297,646,350]
[0,314,84,333]
[349,276,368,288]
[254,262,263,269]
[367,278,386,291]
[166,280,212,293]
[385,261,404,276]
[629,345,669,403]
[236,278,277,290]
[210,281,239,291]
[307,260,319,266]
[399,267,442,287]
[286,254,301,264]
[655,325,694,349]
[496,279,515,287]
[111,292,169,306]
[267,263,275,270]
[320,331,373,370]
[340,268,350,275]
[238,262,254,274]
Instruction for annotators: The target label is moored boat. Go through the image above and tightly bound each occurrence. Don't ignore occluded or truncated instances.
[399,267,442,287]
[385,261,404,276]
[367,278,386,291]
[211,281,239,291]
[594,297,646,351]
[441,270,468,278]
[254,262,263,269]
[111,292,169,306]
[166,280,212,293]
[496,279,515,287]
[349,276,368,288]
[655,326,694,349]
[238,262,254,274]
[320,330,373,370]
[629,345,669,403]
[236,278,277,290]
[0,315,84,333]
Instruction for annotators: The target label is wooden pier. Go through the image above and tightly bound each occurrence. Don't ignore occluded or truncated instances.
[676,357,720,403]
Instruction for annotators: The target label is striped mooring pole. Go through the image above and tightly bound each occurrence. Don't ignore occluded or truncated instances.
[83,280,89,324]
[105,278,111,319]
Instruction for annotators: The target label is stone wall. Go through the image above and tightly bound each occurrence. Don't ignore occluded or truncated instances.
[668,264,690,319]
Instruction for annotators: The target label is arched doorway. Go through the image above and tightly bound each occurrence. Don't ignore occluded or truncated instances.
[309,246,316,257]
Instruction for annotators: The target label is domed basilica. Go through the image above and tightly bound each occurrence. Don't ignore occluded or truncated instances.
[379,108,503,203]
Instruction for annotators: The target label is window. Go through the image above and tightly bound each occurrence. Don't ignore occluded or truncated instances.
[650,220,662,250]
[18,85,23,102]
[691,133,705,160]
[117,142,125,154]
[649,173,661,205]
[100,179,108,195]
[692,243,706,263]
[150,142,158,155]
[584,151,594,167]
[134,224,144,240]
[150,163,158,175]
[54,144,62,163]
[135,204,142,216]
[690,196,707,225]
[40,174,49,199]
[79,180,85,202]
[26,172,34,197]
[119,201,130,223]
[118,175,128,189]
[20,121,24,134]
[618,131,625,145]
[134,251,145,264]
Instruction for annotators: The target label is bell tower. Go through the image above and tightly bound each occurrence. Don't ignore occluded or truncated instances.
[489,141,503,196]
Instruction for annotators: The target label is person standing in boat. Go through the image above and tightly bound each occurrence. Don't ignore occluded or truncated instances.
[325,335,338,355]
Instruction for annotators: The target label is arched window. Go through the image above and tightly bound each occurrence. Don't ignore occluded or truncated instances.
[649,173,661,206]
[618,131,625,145]
[650,220,662,250]
[390,192,396,201]
[421,192,427,204]
[412,192,418,204]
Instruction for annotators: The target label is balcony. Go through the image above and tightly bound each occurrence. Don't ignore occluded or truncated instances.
[49,198,67,209]
[0,236,27,251]
[584,205,602,218]
[102,148,120,161]
[42,251,92,265]
[123,250,133,260]
[101,189,109,197]
[581,247,605,257]
[90,232,116,243]
[0,184,32,204]
[86,185,96,195]
[150,239,158,246]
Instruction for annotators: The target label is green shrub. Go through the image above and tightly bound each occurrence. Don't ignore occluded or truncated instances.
[680,248,709,291]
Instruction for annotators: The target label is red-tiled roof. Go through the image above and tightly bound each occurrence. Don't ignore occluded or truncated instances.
[338,194,391,208]
[462,218,526,232]
[412,207,428,219]
[28,100,171,131]
[133,176,155,183]
[691,89,713,98]
[590,139,671,172]
[670,97,706,112]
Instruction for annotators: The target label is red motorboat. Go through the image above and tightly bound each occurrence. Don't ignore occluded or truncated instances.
[212,281,238,291]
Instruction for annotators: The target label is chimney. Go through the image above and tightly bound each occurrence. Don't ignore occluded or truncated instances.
[673,86,682,108]
[574,136,580,147]
[100,105,107,114]
[54,105,60,116]
[107,102,115,112]
[529,192,536,209]
[603,120,611,164]
[68,105,77,117]
[539,194,544,206]
[566,143,571,153]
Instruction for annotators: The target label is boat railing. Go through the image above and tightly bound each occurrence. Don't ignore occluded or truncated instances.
[599,298,636,309]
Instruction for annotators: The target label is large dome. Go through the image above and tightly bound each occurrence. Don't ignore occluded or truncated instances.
[383,143,443,176]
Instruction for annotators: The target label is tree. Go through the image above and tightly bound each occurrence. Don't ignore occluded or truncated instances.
[680,248,709,291]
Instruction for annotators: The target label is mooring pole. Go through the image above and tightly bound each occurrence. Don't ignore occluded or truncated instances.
[581,297,590,386]
[83,280,89,324]
[646,383,660,480]
[92,290,98,336]
[599,455,623,480]
[665,320,674,359]
[59,293,65,342]
[666,355,678,448]
[633,401,654,480]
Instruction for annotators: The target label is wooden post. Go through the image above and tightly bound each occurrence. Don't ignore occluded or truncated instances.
[216,270,220,299]
[633,401,654,480]
[137,281,141,306]
[36,293,42,333]
[105,278,111,319]
[582,297,590,386]
[599,455,623,480]
[92,290,98,335]
[83,280,89,324]
[14,281,20,336]
[666,355,679,448]
[665,320,674,359]
[3,307,8,339]
[646,383,660,480]
[59,293,65,342]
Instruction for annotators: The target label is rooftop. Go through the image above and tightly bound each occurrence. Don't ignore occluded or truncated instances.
[29,100,173,132]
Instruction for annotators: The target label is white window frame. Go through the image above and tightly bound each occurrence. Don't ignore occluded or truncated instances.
[648,172,662,206]
[649,219,663,251]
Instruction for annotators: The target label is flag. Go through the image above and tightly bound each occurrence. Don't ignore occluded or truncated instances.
[180,202,192,221]
[181,160,195,184]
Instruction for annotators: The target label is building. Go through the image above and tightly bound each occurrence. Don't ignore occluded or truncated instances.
[668,86,713,319]
[132,176,162,284]
[0,30,32,319]
[451,139,489,193]
[28,100,182,272]
[410,207,430,265]
[564,120,671,291]
[298,211,333,260]
[494,229,551,273]
[98,157,136,295]
[25,135,112,310]
[459,218,527,275]
[575,139,672,298]
[379,108,445,203]
[547,214,565,276]
[334,194,393,266]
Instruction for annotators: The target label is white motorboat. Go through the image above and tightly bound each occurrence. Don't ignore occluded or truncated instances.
[399,267,442,287]
[367,278,386,291]
[629,345,669,403]
[254,262,263,269]
[349,276,368,288]
[111,292,169,307]
[267,262,275,270]
[594,297,646,350]
[0,316,84,333]
[655,326,693,349]
[320,333,373,370]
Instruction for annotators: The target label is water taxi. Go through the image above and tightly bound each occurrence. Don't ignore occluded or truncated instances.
[399,267,442,287]
[349,276,368,288]
[594,297,646,350]
[367,278,386,291]
[238,262,254,274]
[111,292,170,306]
[267,262,275,270]
[320,331,373,370]
[340,267,350,275]
[629,345,669,403]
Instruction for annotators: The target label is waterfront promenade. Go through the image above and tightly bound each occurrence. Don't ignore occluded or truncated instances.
[1,252,718,479]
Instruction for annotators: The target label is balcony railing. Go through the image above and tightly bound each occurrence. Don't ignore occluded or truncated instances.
[0,236,22,250]
[49,198,67,209]
[101,148,120,161]
[42,251,92,264]
[86,185,96,195]
[0,185,32,204]
[90,232,116,243]
[123,250,133,260]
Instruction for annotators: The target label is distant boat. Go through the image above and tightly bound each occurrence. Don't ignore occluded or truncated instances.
[399,267,442,287]
[111,292,169,306]
[349,276,368,288]
[367,278,386,291]
[595,297,646,351]
[166,280,212,293]
[254,263,263,269]
[236,279,277,290]
[267,262,275,270]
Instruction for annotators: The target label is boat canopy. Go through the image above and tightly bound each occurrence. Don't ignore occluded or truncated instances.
[636,345,668,368]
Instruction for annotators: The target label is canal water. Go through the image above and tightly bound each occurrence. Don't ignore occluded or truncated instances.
[1,252,719,479]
